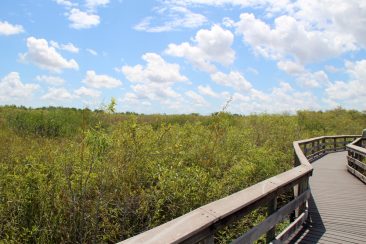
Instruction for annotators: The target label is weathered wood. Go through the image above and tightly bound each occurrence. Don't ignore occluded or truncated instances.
[347,165,366,184]
[119,135,360,244]
[275,210,308,242]
[232,190,310,244]
[347,156,366,170]
[120,167,311,244]
[292,152,366,243]
[201,235,214,244]
[266,197,278,243]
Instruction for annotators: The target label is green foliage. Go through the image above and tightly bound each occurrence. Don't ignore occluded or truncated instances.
[0,106,365,243]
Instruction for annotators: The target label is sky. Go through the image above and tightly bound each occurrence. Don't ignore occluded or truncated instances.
[0,0,366,114]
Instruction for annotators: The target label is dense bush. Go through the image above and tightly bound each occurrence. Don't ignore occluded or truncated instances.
[0,106,365,243]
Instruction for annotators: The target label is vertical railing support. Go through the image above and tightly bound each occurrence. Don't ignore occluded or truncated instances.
[202,235,214,244]
[333,138,337,151]
[266,197,277,243]
[322,138,326,155]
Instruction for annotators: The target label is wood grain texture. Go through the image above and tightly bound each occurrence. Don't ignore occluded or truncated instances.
[289,152,366,244]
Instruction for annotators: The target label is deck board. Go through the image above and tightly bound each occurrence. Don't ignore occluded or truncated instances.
[290,152,366,244]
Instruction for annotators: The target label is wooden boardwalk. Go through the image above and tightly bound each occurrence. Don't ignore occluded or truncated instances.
[121,136,364,244]
[290,152,366,244]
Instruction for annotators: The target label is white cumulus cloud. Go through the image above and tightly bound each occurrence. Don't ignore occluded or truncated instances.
[74,86,101,97]
[211,71,252,92]
[36,75,66,86]
[185,90,209,106]
[68,8,100,29]
[82,70,122,88]
[166,25,235,73]
[325,59,366,109]
[277,60,329,88]
[121,53,189,108]
[235,13,356,64]
[0,21,24,36]
[19,37,79,72]
[85,0,109,10]
[198,85,220,98]
[0,72,39,101]
[50,41,79,53]
[55,0,77,7]
[41,87,75,101]
[135,5,207,32]
[120,53,187,84]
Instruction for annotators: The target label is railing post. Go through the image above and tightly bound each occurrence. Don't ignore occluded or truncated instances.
[293,176,309,221]
[202,235,214,244]
[333,138,337,151]
[322,138,326,155]
[266,197,277,243]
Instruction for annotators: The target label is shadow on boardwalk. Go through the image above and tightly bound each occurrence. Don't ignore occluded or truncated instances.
[289,194,325,244]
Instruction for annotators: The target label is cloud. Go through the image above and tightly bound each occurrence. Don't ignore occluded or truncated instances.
[124,82,186,111]
[41,87,75,100]
[131,83,182,100]
[85,0,109,10]
[74,86,101,97]
[0,72,39,101]
[120,53,187,84]
[68,8,100,29]
[82,70,122,88]
[229,82,320,114]
[55,0,77,7]
[19,37,79,72]
[135,5,207,32]
[185,90,209,106]
[166,25,235,73]
[36,75,65,86]
[277,60,329,88]
[236,13,357,64]
[121,53,189,108]
[86,48,98,56]
[50,41,79,53]
[293,0,366,48]
[296,70,329,88]
[277,60,305,75]
[325,59,366,109]
[345,59,366,81]
[198,85,220,98]
[0,21,24,36]
[211,71,252,92]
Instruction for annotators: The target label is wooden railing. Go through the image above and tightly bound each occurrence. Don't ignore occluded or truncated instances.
[346,137,366,183]
[120,135,359,244]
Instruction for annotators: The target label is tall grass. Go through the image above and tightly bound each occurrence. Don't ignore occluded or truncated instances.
[0,106,365,242]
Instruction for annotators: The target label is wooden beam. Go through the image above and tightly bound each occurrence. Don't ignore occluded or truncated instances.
[232,190,310,244]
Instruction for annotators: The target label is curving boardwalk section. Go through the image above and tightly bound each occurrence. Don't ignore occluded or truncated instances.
[121,136,364,244]
[291,152,366,244]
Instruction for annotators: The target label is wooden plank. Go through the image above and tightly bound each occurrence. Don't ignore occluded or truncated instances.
[294,152,366,244]
[347,165,366,184]
[119,136,361,244]
[232,190,310,244]
[275,210,308,242]
[266,197,277,242]
[119,208,216,244]
[347,156,366,170]
[121,166,311,244]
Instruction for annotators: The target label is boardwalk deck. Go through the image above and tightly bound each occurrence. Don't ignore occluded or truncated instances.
[290,152,366,244]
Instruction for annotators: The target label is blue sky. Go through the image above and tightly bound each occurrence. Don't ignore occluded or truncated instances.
[0,0,365,114]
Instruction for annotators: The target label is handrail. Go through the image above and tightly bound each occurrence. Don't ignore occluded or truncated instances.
[119,135,359,244]
[346,137,366,183]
